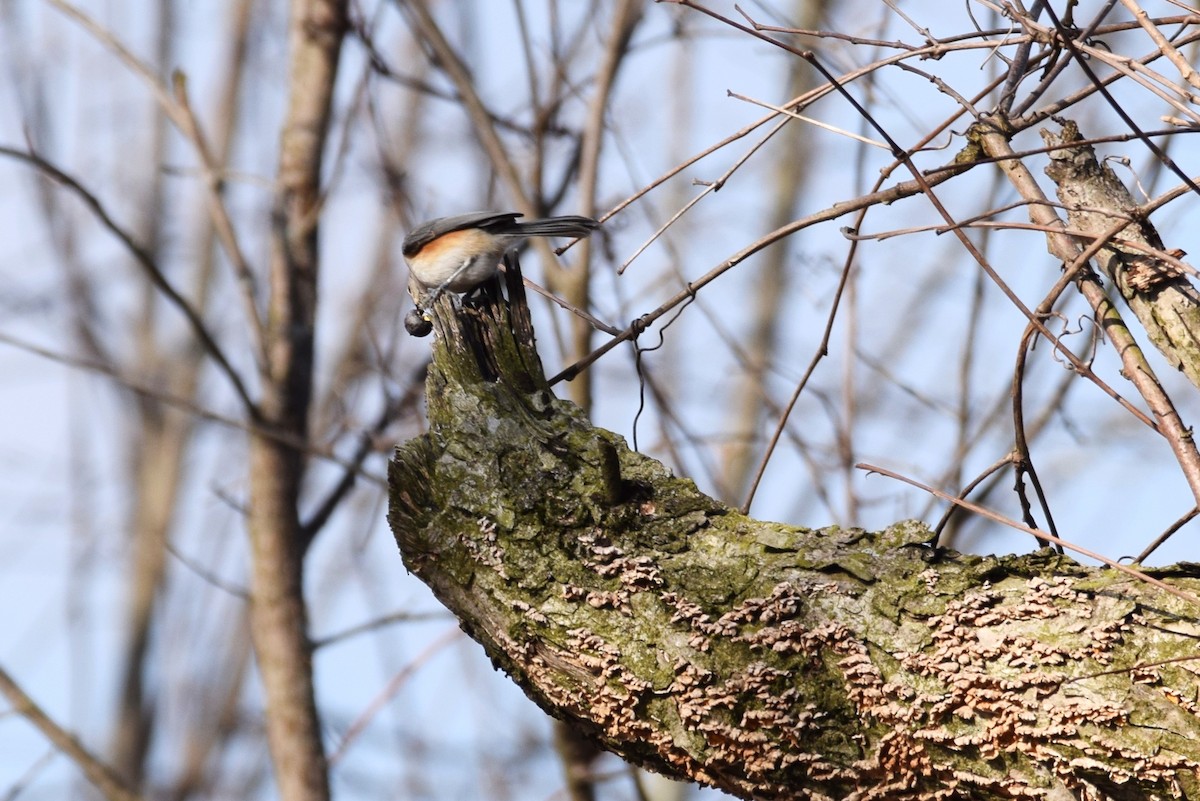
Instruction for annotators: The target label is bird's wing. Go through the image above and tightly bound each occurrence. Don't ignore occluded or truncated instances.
[402,211,522,256]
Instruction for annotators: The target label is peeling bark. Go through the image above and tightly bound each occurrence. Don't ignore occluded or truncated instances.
[389,259,1200,800]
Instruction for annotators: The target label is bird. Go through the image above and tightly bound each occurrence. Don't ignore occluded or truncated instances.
[402,210,600,308]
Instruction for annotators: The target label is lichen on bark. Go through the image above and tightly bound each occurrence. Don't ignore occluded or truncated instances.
[388,258,1200,800]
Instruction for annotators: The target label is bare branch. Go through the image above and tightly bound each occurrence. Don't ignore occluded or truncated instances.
[0,667,143,801]
[1118,0,1200,91]
[44,0,270,366]
[0,145,257,412]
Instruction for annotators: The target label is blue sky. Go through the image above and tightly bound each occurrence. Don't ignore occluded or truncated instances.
[2,1,1200,798]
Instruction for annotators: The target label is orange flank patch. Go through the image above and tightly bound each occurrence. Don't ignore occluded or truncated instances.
[412,227,492,260]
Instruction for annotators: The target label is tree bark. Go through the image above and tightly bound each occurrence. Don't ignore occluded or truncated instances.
[389,259,1200,801]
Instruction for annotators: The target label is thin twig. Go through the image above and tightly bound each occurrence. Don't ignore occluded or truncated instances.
[0,328,385,486]
[311,610,455,649]
[0,145,257,413]
[45,0,269,368]
[550,158,970,385]
[327,627,462,765]
[1117,0,1200,90]
[1134,506,1199,564]
[932,452,1017,540]
[739,200,864,515]
[619,114,791,276]
[171,73,268,365]
[0,667,143,801]
[857,462,1200,609]
[726,91,889,149]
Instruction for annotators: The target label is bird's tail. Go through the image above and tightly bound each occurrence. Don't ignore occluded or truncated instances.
[511,215,600,239]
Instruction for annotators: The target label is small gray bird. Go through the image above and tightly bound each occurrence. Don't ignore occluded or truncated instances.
[403,211,600,297]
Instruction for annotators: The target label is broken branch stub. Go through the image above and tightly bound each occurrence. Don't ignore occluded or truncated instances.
[1042,119,1200,390]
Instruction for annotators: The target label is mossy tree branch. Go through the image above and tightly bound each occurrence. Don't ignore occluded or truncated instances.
[388,257,1200,800]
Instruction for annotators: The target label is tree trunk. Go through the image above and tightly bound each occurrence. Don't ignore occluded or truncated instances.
[389,258,1200,801]
[245,1,345,800]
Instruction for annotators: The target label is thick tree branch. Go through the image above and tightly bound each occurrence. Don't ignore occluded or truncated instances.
[389,259,1200,801]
